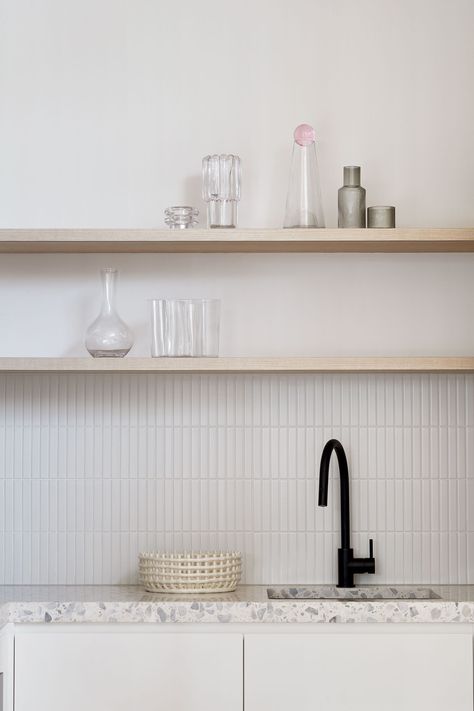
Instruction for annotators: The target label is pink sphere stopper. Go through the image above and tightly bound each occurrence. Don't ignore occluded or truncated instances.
[294,123,316,146]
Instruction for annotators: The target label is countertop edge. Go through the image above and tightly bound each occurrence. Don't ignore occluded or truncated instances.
[3,599,474,625]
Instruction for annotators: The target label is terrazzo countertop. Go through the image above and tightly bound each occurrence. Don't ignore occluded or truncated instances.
[0,585,473,624]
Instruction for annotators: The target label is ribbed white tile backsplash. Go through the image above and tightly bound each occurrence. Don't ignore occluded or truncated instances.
[0,373,472,585]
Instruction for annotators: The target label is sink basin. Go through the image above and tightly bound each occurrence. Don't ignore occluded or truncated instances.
[267,586,441,600]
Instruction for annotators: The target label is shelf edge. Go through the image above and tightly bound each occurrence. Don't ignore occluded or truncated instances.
[0,357,472,374]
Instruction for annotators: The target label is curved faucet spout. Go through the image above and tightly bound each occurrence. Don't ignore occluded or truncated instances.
[318,438,351,549]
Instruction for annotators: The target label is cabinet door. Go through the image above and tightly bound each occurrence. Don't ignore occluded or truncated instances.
[0,625,14,711]
[245,631,473,711]
[15,628,243,711]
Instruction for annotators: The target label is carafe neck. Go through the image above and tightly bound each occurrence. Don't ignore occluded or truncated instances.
[100,268,117,315]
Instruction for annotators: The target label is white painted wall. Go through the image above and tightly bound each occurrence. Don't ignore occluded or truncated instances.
[1,0,474,229]
[0,0,473,584]
[0,0,473,357]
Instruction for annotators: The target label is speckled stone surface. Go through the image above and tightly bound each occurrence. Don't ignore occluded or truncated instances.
[267,585,442,600]
[0,585,473,624]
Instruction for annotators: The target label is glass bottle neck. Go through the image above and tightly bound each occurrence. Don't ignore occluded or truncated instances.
[100,269,117,315]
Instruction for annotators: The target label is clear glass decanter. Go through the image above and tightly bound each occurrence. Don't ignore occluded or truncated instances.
[283,124,325,228]
[85,268,133,358]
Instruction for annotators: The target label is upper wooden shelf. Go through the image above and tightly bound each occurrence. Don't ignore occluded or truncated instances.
[0,357,472,373]
[0,228,473,253]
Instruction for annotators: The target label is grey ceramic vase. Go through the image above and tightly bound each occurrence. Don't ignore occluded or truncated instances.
[338,166,366,228]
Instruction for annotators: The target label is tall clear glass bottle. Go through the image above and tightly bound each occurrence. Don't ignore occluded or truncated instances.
[85,268,133,357]
[284,124,325,228]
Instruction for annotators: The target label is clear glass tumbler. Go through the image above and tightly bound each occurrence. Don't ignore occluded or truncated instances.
[150,299,220,357]
[202,154,241,228]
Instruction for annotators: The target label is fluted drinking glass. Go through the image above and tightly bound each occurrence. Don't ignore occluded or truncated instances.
[150,299,220,357]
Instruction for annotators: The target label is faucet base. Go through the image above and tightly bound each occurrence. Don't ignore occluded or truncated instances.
[337,547,376,588]
[337,548,356,588]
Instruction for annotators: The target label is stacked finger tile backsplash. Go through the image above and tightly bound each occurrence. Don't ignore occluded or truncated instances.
[0,373,472,585]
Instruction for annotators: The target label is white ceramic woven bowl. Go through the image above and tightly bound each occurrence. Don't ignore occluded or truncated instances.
[139,551,242,594]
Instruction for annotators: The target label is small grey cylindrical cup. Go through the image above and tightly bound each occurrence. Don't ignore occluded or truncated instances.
[367,206,396,228]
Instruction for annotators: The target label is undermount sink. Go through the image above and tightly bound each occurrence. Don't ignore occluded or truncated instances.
[267,586,441,600]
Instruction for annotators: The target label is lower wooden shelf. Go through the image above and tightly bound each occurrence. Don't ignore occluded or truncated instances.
[0,357,472,373]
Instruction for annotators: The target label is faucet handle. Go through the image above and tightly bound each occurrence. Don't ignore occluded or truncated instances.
[369,538,374,559]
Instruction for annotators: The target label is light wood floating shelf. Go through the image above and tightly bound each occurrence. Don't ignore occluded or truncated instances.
[0,228,473,253]
[0,357,472,374]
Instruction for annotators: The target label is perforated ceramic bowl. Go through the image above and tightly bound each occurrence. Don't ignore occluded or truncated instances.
[139,551,242,594]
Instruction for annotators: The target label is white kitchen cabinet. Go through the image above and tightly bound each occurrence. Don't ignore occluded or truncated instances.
[15,626,243,711]
[12,623,474,711]
[0,626,14,711]
[244,630,473,711]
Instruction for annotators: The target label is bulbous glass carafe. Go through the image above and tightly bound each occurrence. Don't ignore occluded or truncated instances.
[85,268,133,358]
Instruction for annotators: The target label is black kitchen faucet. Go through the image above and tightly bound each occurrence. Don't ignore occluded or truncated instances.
[318,438,376,588]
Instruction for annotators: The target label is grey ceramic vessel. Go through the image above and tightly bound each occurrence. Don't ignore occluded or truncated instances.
[367,205,396,228]
[338,166,366,228]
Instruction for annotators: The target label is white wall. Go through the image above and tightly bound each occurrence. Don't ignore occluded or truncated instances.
[1,0,474,229]
[0,0,473,357]
[0,0,473,584]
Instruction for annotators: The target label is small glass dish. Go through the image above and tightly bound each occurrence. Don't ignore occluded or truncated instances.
[164,206,199,229]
